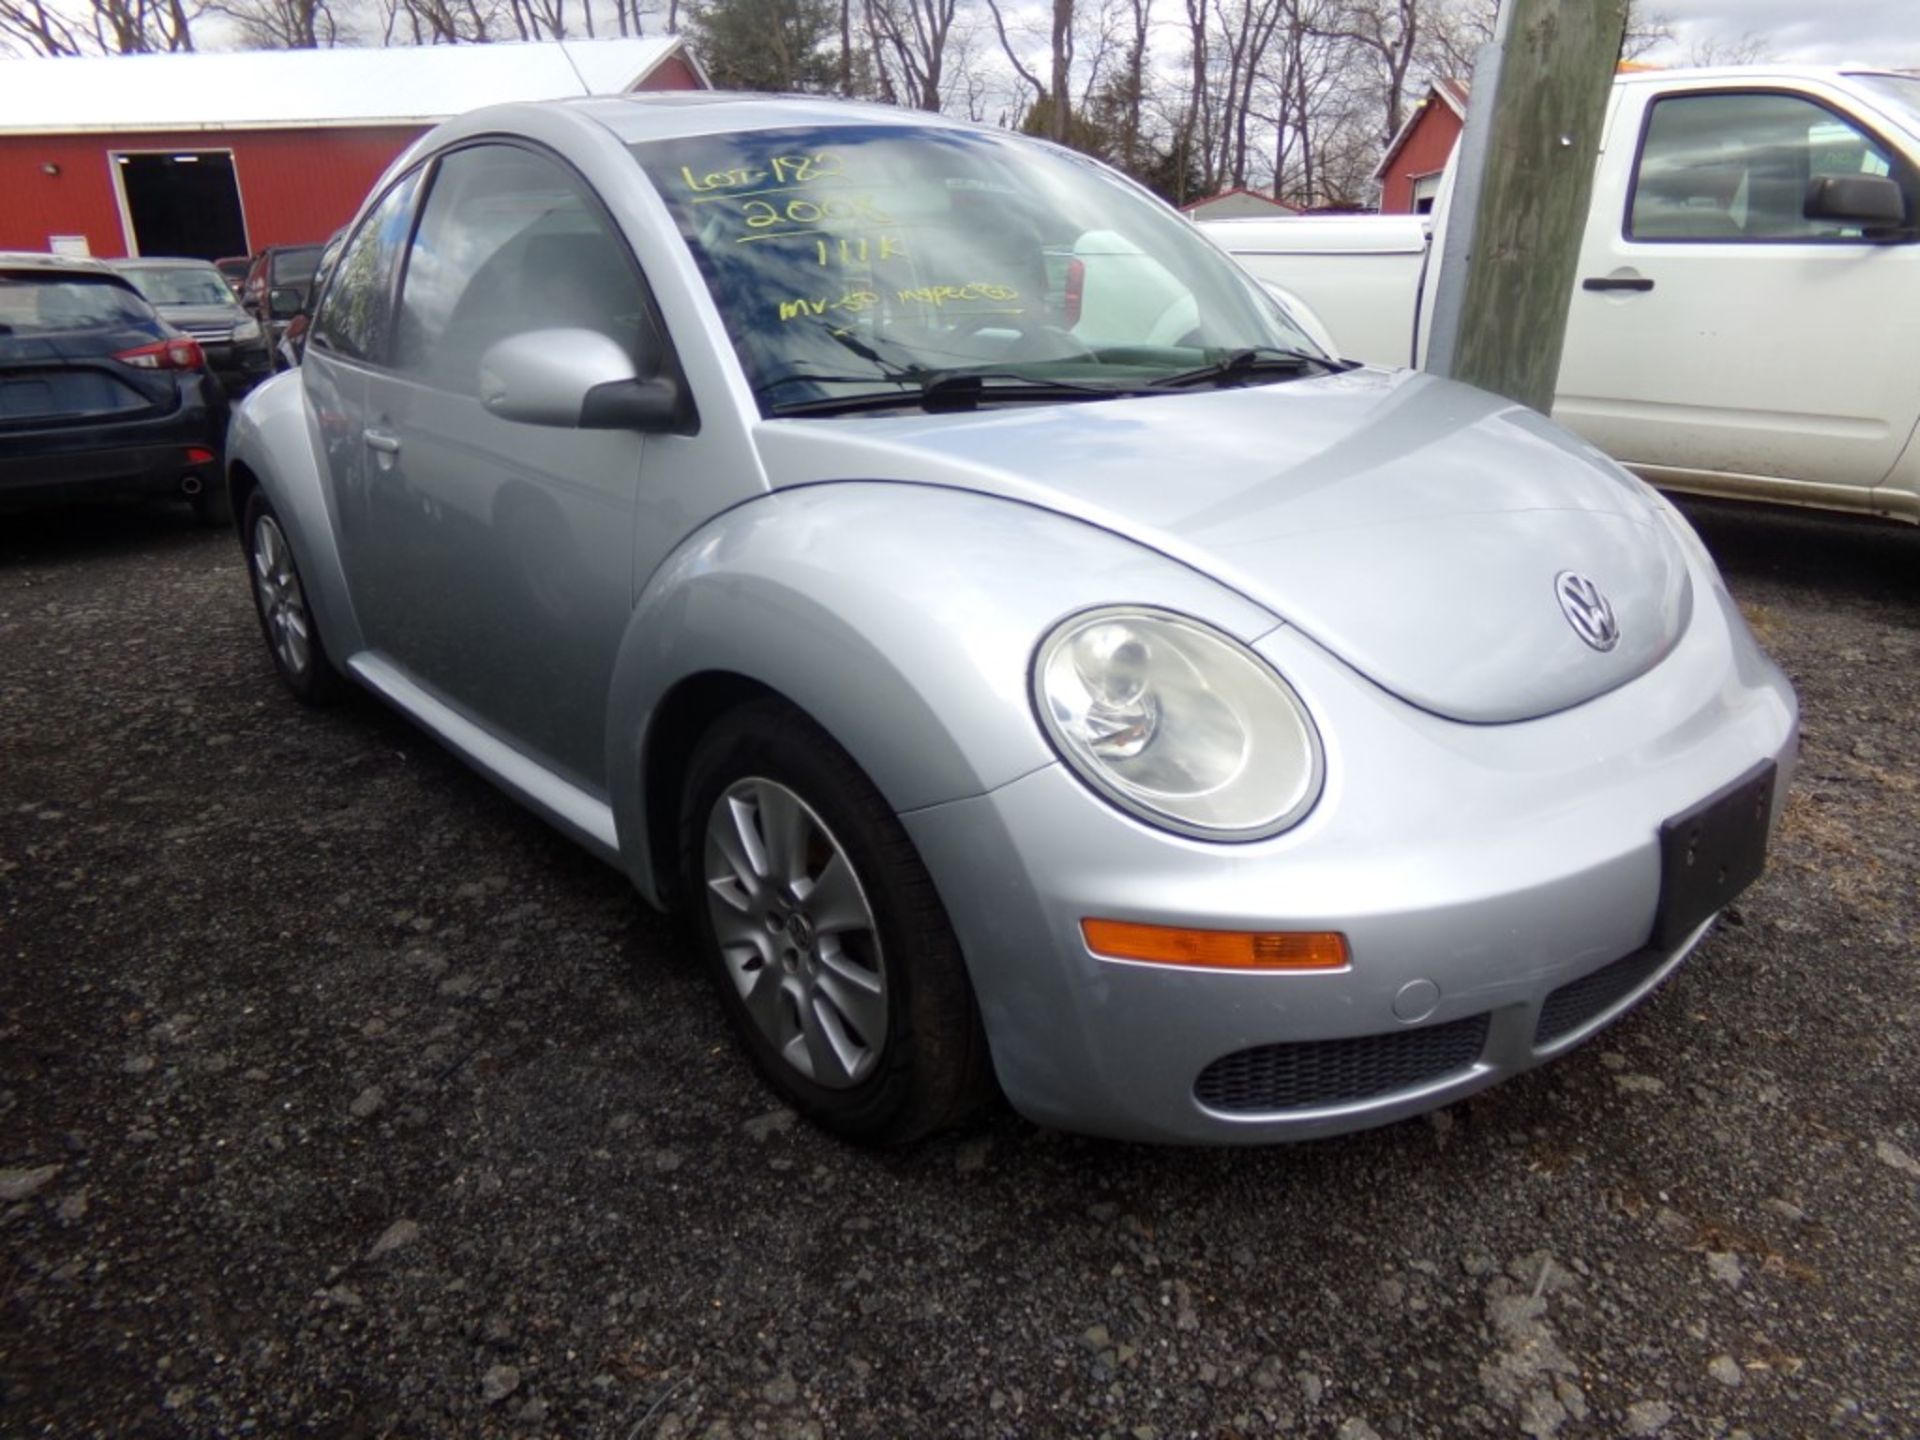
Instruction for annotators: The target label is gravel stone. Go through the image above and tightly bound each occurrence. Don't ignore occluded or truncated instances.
[1622,1399,1674,1436]
[1874,1139,1920,1180]
[367,1219,421,1260]
[1709,1355,1744,1388]
[0,1165,61,1202]
[743,1108,796,1141]
[481,1363,521,1404]
[762,1370,799,1405]
[1705,1251,1745,1289]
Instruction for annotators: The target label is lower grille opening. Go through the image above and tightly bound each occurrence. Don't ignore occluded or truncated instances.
[1194,1013,1491,1115]
[1534,947,1668,1047]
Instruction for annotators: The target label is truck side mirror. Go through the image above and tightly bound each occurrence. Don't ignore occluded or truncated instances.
[1803,173,1907,232]
[268,286,305,320]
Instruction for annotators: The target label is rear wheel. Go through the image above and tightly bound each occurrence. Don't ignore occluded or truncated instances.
[682,698,992,1143]
[243,489,343,705]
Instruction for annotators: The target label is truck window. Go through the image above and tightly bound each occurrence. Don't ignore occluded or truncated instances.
[1628,91,1902,242]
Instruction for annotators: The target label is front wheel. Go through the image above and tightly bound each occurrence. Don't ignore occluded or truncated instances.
[682,698,992,1144]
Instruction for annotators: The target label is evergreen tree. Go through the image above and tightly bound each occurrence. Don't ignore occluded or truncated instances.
[685,0,842,93]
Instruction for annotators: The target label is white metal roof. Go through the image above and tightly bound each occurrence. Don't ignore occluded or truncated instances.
[0,37,699,136]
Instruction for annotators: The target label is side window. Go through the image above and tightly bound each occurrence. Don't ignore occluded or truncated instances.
[309,170,422,361]
[392,143,656,397]
[1629,92,1902,242]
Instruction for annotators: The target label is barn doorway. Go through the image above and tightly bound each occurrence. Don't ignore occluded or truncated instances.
[113,151,249,261]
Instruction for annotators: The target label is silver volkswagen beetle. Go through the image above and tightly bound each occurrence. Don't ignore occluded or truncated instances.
[226,94,1798,1145]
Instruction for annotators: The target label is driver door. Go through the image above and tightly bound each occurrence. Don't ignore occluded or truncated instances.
[358,142,662,792]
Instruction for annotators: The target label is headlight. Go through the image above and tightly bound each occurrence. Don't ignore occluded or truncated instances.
[231,318,263,343]
[1032,607,1322,840]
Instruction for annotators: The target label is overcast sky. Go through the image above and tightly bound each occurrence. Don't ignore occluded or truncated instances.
[1644,0,1920,67]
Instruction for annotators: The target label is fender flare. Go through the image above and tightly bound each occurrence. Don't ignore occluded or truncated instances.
[604,481,1278,905]
[225,371,367,661]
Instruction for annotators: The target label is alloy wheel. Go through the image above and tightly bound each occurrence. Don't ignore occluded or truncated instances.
[250,513,312,679]
[702,777,888,1089]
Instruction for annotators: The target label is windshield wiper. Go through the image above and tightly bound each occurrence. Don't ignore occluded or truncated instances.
[762,370,1156,418]
[1152,346,1357,390]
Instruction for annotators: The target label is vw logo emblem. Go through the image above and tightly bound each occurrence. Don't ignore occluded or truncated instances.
[785,911,816,950]
[1554,571,1619,652]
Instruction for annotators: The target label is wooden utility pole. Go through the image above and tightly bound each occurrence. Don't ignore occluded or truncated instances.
[1423,0,1628,413]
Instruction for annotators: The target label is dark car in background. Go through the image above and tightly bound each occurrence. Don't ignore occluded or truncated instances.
[239,244,324,368]
[215,255,251,295]
[0,252,228,524]
[273,227,348,370]
[110,258,274,401]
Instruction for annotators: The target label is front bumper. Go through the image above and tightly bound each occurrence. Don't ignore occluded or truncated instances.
[904,576,1798,1144]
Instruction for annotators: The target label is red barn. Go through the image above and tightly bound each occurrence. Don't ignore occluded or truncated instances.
[1373,77,1468,215]
[0,37,706,262]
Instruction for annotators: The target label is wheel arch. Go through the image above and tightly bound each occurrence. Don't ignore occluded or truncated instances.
[606,481,1279,909]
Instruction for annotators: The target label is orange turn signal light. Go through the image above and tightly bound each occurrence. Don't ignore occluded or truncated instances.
[1081,919,1349,971]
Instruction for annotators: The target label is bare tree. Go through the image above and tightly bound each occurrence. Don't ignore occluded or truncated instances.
[2,0,202,53]
[865,0,959,108]
[1115,0,1149,170]
[207,0,339,46]
[1685,29,1771,65]
[1333,0,1420,143]
[0,0,87,53]
[1046,0,1073,140]
[1175,0,1213,196]
[983,0,1049,122]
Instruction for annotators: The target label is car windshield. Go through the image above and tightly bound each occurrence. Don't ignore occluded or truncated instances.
[0,273,152,334]
[119,266,233,307]
[630,124,1323,412]
[1848,74,1920,136]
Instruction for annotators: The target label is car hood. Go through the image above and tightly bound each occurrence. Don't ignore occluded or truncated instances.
[751,368,1693,724]
[154,303,247,329]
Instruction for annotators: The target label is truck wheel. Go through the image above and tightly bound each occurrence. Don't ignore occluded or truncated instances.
[681,698,992,1144]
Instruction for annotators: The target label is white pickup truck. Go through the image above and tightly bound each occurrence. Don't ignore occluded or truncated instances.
[1203,66,1920,524]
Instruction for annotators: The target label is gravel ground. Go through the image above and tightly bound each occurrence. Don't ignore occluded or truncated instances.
[1,495,1916,1440]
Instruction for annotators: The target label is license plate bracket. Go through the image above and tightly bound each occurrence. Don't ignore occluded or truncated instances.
[1653,759,1776,950]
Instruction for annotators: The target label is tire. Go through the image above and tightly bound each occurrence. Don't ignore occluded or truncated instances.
[242,488,344,706]
[681,697,993,1144]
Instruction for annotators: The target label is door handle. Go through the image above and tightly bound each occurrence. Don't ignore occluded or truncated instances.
[1581,276,1654,293]
[364,428,402,455]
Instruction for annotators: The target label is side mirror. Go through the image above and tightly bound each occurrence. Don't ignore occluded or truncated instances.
[268,286,305,319]
[478,328,680,432]
[1803,173,1907,230]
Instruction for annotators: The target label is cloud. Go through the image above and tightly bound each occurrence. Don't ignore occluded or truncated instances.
[1646,0,1920,66]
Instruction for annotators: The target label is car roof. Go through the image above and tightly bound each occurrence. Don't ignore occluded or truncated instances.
[0,250,121,277]
[552,90,991,147]
[108,257,223,271]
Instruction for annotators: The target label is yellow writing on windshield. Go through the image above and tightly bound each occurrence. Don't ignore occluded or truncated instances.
[778,290,881,322]
[680,152,846,194]
[736,193,894,239]
[816,235,908,267]
[896,283,1020,307]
